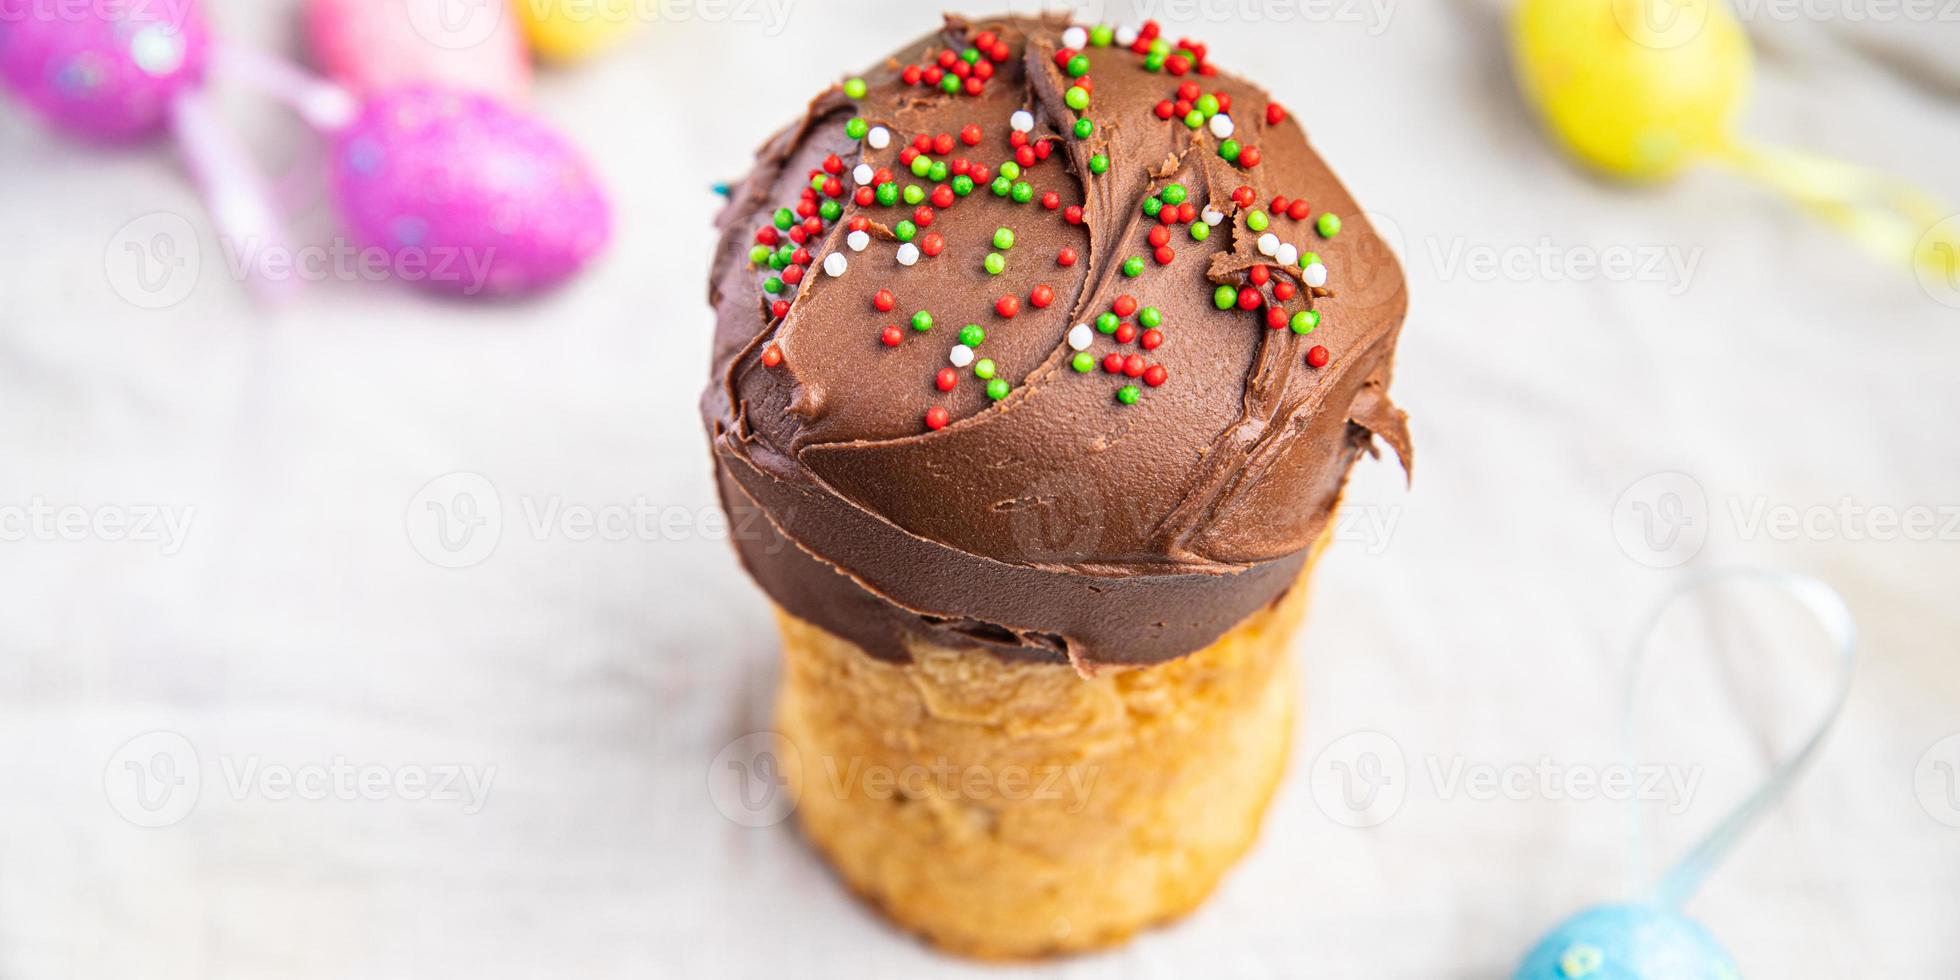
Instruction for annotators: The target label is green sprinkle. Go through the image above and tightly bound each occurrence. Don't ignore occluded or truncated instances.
[1247,209,1269,232]
[1142,196,1163,217]
[748,245,770,264]
[1213,285,1237,310]
[940,74,960,94]
[960,324,985,346]
[1067,55,1090,78]
[818,200,842,222]
[767,251,787,271]
[843,77,867,99]
[1095,312,1119,334]
[991,176,1012,196]
[1065,86,1090,111]
[1300,251,1320,268]
[1219,139,1241,161]
[773,208,794,230]
[910,311,933,331]
[1089,24,1114,46]
[1291,310,1320,334]
[986,378,1011,400]
[1122,256,1145,278]
[1072,352,1097,373]
[875,183,899,207]
[952,175,975,196]
[993,227,1016,250]
[1150,38,1171,56]
[973,357,997,380]
[1073,117,1094,139]
[764,277,784,295]
[1190,222,1210,242]
[1011,181,1034,203]
[928,161,949,182]
[1143,51,1165,72]
[776,244,794,264]
[1089,154,1110,174]
[999,161,1022,181]
[902,184,926,205]
[984,252,1006,275]
[1139,306,1163,328]
[810,174,829,193]
[1116,385,1141,405]
[962,47,981,64]
[1160,184,1187,206]
[1317,212,1342,238]
[1184,110,1205,129]
[1196,94,1219,117]
[909,154,933,178]
[845,118,868,139]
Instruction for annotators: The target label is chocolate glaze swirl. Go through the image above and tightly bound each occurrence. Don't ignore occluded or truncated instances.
[704,14,1410,669]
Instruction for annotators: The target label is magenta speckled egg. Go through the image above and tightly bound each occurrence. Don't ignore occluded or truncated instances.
[303,0,528,103]
[0,0,210,141]
[329,86,610,297]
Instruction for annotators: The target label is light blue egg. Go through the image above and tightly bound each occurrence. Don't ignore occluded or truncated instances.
[1515,904,1739,980]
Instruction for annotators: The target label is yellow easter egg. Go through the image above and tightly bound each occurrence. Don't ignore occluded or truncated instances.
[1510,0,1752,181]
[516,0,639,63]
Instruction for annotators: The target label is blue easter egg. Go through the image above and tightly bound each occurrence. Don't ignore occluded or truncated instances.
[1515,904,1739,980]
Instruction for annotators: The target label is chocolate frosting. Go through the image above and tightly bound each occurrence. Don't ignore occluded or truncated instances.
[704,14,1410,670]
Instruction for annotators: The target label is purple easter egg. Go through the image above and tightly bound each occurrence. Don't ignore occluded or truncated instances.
[0,0,211,141]
[328,86,611,297]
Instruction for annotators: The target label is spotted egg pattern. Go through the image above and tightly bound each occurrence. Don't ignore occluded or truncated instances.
[0,0,211,140]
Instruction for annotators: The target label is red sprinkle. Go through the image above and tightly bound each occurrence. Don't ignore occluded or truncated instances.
[1232,186,1256,209]
[901,65,922,86]
[925,406,949,430]
[1123,354,1146,377]
[1271,195,1289,213]
[881,325,904,347]
[1288,199,1313,221]
[1239,146,1262,169]
[921,232,945,257]
[1266,306,1289,330]
[1238,286,1263,310]
[1103,352,1126,373]
[1143,364,1168,387]
[1115,322,1137,344]
[781,265,803,286]
[1154,246,1175,265]
[1041,191,1062,210]
[770,300,790,319]
[1274,281,1297,301]
[1063,206,1085,225]
[1267,102,1287,125]
[761,344,783,367]
[1177,81,1200,101]
[1250,264,1271,286]
[872,289,896,312]
[996,295,1020,318]
[1016,145,1036,167]
[931,184,955,208]
[853,186,875,207]
[1058,247,1078,267]
[755,228,778,246]
[960,124,982,146]
[1140,329,1164,350]
[822,154,843,175]
[1113,294,1138,317]
[1154,100,1175,120]
[913,206,934,227]
[1306,345,1330,368]
[933,132,955,155]
[1148,225,1170,248]
[1030,284,1055,309]
[936,368,957,391]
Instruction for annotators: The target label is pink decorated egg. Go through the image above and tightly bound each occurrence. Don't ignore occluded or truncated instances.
[0,0,211,140]
[328,86,610,297]
[303,0,528,103]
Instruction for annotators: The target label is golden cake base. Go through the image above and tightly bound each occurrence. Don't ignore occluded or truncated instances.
[771,560,1316,960]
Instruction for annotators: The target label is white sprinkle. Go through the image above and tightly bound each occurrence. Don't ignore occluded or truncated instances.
[1068,323,1092,351]
[950,344,974,367]
[1115,25,1138,45]
[847,230,869,252]
[1202,207,1225,226]
[1304,262,1328,288]
[1257,233,1280,257]
[853,163,874,186]
[1061,26,1088,49]
[896,243,920,267]
[866,126,891,149]
[1208,113,1234,139]
[1010,110,1035,133]
[1276,243,1299,267]
[823,252,848,277]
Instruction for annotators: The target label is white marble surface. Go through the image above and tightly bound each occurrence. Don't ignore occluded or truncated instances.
[2,2,1958,977]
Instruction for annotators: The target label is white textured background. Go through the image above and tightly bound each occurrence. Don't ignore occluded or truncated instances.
[3,1,1958,977]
